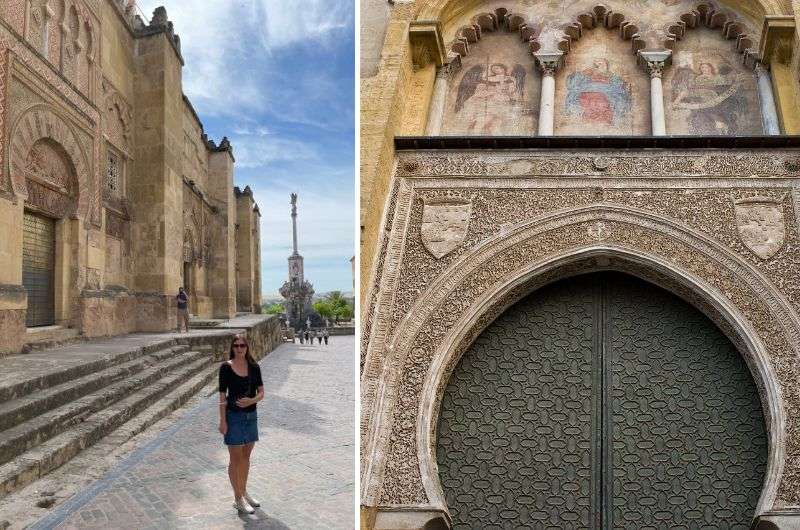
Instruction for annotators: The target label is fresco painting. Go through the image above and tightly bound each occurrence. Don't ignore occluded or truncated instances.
[555,29,648,135]
[664,30,762,135]
[441,33,539,135]
[565,58,632,126]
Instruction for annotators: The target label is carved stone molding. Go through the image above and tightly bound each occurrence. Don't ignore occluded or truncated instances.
[361,150,800,518]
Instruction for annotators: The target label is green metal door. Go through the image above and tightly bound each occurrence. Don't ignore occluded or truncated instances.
[22,212,56,328]
[437,272,767,529]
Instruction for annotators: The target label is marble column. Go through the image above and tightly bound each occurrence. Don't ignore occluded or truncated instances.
[638,50,672,136]
[425,64,454,136]
[755,62,781,135]
[534,52,563,136]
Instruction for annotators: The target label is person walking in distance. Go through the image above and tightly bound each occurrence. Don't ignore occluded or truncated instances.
[176,287,190,333]
[304,329,310,344]
[299,329,304,344]
[219,335,264,514]
[323,328,329,345]
[318,330,324,345]
[310,329,317,346]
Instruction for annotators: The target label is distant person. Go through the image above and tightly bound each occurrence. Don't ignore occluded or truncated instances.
[176,287,190,333]
[218,335,263,514]
[310,329,317,345]
[298,330,304,344]
[323,328,329,345]
[304,329,310,344]
[317,330,323,345]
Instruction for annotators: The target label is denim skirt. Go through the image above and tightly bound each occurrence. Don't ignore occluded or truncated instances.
[224,409,259,446]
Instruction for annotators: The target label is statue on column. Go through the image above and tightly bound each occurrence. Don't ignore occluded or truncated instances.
[279,194,321,330]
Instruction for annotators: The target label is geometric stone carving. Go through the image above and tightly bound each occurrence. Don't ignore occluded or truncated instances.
[735,196,786,259]
[420,198,471,259]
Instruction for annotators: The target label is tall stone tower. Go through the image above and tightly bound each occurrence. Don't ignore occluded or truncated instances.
[279,194,315,330]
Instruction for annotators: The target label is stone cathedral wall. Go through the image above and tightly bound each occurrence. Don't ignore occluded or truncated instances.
[0,1,262,353]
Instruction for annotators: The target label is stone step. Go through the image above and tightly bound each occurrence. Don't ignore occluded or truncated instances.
[0,355,215,499]
[23,327,81,353]
[0,348,203,467]
[0,345,190,432]
[0,338,184,404]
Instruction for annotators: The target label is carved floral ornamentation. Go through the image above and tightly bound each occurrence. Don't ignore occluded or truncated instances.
[362,150,800,514]
[9,106,88,218]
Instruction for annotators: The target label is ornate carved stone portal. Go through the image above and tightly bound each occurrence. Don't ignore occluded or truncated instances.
[361,147,800,529]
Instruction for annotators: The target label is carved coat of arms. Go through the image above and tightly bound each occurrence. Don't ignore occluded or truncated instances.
[420,198,472,259]
[734,197,786,259]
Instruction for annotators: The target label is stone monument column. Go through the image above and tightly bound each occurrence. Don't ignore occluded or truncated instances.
[534,52,563,136]
[755,62,781,135]
[638,50,672,136]
[426,63,456,135]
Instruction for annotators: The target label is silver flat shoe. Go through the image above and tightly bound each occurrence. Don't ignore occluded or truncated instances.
[244,492,261,507]
[233,497,255,514]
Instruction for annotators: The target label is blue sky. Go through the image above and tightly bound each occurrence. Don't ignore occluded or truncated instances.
[137,0,355,297]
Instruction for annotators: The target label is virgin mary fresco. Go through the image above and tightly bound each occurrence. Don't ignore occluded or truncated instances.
[670,55,752,134]
[564,58,632,128]
[453,62,527,134]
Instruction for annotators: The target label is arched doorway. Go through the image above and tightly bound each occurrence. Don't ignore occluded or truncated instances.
[21,138,79,328]
[437,272,767,528]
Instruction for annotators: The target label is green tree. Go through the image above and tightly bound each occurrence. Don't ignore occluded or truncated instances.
[263,303,285,315]
[313,299,335,321]
[316,291,354,323]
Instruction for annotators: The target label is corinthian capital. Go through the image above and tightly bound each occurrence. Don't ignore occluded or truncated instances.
[534,52,564,77]
[638,50,672,79]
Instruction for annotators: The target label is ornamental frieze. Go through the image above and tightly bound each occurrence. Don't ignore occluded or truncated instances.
[396,151,800,178]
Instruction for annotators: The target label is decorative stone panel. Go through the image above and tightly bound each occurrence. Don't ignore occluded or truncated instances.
[361,148,800,525]
[8,105,89,219]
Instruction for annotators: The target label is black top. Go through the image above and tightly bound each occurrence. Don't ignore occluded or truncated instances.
[177,292,188,310]
[218,362,263,413]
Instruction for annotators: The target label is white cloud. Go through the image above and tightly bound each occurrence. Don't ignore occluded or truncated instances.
[232,135,318,168]
[255,0,353,51]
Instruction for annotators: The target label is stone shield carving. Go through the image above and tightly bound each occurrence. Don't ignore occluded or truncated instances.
[420,198,472,259]
[735,197,786,259]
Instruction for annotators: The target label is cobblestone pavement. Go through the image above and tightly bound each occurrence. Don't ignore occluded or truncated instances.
[29,336,355,530]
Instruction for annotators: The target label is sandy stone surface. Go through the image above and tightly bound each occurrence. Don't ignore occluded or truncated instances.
[6,336,354,529]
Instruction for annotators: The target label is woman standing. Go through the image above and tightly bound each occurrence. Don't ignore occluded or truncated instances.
[218,335,264,514]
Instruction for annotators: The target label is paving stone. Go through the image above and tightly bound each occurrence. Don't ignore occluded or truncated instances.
[24,336,354,529]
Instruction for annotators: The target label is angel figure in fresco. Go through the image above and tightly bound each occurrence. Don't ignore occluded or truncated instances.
[454,62,527,134]
[671,59,749,135]
[564,58,632,127]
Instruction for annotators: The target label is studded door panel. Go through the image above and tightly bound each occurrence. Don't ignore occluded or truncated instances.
[436,273,767,529]
[437,275,596,529]
[22,212,56,327]
[608,274,767,529]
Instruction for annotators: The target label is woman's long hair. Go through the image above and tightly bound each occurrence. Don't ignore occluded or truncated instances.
[228,335,256,365]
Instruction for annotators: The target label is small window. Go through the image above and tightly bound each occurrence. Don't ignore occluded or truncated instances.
[106,149,121,194]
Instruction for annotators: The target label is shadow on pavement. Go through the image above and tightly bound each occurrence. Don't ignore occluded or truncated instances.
[238,509,293,529]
